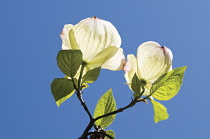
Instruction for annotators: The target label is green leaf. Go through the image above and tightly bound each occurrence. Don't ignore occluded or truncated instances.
[51,78,75,107]
[150,100,169,123]
[131,73,141,94]
[94,89,117,128]
[105,130,115,139]
[131,73,147,98]
[82,67,101,83]
[57,50,83,78]
[151,66,187,100]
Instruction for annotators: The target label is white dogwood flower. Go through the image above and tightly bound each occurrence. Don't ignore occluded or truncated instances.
[60,16,125,71]
[124,41,173,95]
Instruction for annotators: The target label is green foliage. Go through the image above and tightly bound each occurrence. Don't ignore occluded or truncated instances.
[151,66,187,100]
[131,73,141,95]
[51,78,75,107]
[57,50,83,78]
[131,73,147,98]
[105,130,115,139]
[94,89,117,128]
[150,99,169,123]
[82,67,101,83]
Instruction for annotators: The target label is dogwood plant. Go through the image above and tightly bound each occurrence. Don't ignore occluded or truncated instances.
[51,17,187,139]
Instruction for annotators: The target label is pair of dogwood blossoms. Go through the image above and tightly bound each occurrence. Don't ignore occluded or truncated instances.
[60,16,173,95]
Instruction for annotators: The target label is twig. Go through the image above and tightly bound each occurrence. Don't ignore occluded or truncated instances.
[88,131,114,139]
[94,98,145,122]
[78,98,147,139]
[76,92,93,120]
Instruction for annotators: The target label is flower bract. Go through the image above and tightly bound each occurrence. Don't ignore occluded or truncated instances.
[124,41,173,95]
[60,17,125,71]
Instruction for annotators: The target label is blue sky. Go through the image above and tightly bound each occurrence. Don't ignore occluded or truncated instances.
[1,0,210,138]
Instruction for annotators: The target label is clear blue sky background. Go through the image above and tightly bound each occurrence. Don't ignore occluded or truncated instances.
[1,0,209,139]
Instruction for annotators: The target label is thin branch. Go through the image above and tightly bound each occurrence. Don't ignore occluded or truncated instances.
[78,120,95,139]
[78,98,146,139]
[88,131,114,139]
[76,92,93,120]
[94,88,147,122]
[75,62,93,120]
[94,98,142,122]
[75,64,94,139]
[78,89,147,139]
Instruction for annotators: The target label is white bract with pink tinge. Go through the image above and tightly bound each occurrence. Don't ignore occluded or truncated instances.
[60,17,125,71]
[124,41,173,95]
